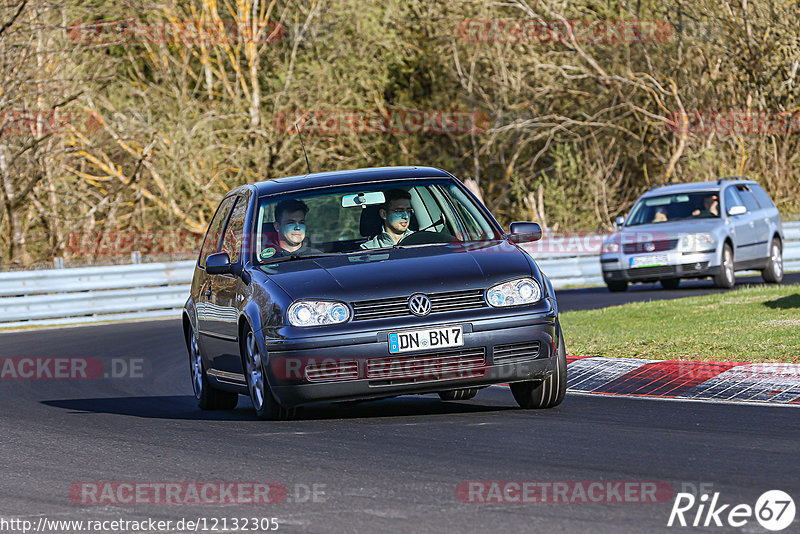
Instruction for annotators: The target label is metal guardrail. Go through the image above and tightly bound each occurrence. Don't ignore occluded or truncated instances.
[0,223,798,328]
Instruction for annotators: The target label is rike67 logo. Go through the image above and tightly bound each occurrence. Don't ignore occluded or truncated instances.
[668,490,795,531]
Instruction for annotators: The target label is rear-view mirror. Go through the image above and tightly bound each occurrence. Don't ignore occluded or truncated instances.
[342,191,386,208]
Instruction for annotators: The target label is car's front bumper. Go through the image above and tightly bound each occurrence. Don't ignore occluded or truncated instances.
[264,311,557,407]
[601,250,720,282]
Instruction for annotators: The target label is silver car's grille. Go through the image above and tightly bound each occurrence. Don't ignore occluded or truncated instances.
[366,347,487,386]
[351,289,486,321]
[623,239,678,254]
[493,341,543,364]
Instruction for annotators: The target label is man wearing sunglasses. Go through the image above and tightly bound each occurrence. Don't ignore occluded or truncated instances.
[360,188,415,249]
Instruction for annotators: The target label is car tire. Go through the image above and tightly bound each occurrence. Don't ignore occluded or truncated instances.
[188,329,238,410]
[242,326,296,421]
[510,322,567,409]
[660,278,680,290]
[438,388,479,401]
[762,239,783,284]
[606,281,628,292]
[713,244,735,289]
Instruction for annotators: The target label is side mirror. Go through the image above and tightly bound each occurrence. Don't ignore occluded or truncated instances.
[205,252,232,275]
[509,222,542,243]
[614,215,625,228]
[727,205,746,216]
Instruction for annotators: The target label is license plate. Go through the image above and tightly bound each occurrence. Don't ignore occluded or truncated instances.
[388,326,463,354]
[630,254,668,268]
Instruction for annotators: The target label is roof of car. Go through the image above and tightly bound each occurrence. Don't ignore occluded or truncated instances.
[250,166,454,196]
[641,178,757,197]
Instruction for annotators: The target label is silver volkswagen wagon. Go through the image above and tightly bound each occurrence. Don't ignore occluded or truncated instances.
[600,178,783,291]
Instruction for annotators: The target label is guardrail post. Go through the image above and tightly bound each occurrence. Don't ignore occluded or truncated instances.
[53,257,64,269]
[131,250,142,264]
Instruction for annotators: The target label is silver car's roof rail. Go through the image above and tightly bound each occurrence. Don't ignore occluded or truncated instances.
[646,181,680,192]
[717,176,751,185]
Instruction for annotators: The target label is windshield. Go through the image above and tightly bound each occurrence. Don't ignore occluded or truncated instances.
[253,179,502,263]
[625,191,720,226]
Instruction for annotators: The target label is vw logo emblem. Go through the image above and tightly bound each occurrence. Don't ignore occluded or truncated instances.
[408,293,432,316]
[644,242,655,252]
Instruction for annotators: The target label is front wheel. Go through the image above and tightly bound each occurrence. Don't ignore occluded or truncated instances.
[762,239,783,284]
[713,244,735,289]
[243,327,296,420]
[510,322,567,409]
[606,281,628,292]
[188,329,238,410]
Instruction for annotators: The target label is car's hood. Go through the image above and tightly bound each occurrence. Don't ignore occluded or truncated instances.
[259,241,534,301]
[610,219,722,242]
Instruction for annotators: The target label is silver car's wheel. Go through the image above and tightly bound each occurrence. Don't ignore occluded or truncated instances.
[245,330,266,411]
[762,240,783,284]
[714,244,735,289]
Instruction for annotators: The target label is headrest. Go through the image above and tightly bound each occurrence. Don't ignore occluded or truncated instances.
[359,205,384,237]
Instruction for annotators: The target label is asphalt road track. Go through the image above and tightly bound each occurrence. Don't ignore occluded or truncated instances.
[2,307,799,532]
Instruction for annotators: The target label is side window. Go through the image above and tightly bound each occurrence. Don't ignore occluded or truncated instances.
[736,185,761,213]
[199,196,236,268]
[723,187,744,213]
[221,196,248,263]
[749,184,776,210]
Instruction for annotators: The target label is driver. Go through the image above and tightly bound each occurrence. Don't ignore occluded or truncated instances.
[361,189,415,249]
[259,198,320,260]
[692,194,719,217]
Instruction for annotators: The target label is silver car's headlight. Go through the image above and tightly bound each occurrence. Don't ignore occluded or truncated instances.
[602,241,620,253]
[680,233,715,252]
[288,300,350,327]
[486,277,542,307]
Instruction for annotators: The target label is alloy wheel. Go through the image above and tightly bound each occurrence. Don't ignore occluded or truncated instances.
[245,331,265,411]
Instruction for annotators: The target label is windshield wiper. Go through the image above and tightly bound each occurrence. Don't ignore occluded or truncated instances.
[262,252,341,264]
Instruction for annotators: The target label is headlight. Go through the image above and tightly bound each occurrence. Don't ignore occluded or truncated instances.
[602,241,620,253]
[287,300,350,327]
[486,277,542,307]
[680,233,715,252]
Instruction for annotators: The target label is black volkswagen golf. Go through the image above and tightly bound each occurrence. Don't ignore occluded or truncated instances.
[183,166,566,419]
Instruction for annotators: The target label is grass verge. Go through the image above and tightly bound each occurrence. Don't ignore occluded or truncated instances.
[561,285,800,363]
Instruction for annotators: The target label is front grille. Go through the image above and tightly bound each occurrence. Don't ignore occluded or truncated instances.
[366,347,486,386]
[493,341,543,364]
[352,289,486,321]
[623,239,678,254]
[627,265,676,278]
[304,360,359,382]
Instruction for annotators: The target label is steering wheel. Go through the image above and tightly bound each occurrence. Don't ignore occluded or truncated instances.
[397,231,454,246]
